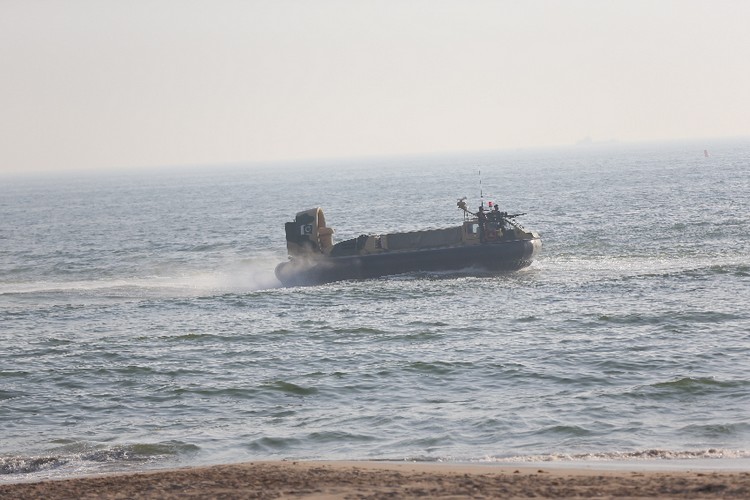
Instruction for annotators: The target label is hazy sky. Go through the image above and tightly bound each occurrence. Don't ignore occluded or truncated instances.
[1,0,748,173]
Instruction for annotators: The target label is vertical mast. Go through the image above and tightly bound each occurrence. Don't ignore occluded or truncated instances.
[479,169,484,208]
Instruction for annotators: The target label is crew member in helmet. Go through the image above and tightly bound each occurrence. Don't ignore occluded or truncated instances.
[477,205,487,242]
[489,204,504,236]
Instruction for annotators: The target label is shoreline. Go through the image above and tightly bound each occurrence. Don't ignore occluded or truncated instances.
[2,460,749,499]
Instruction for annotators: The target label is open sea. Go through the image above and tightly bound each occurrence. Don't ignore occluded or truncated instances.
[2,140,750,482]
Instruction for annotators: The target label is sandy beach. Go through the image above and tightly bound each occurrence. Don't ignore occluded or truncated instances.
[2,461,749,499]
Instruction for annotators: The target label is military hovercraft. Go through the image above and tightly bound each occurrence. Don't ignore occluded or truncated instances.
[274,199,541,287]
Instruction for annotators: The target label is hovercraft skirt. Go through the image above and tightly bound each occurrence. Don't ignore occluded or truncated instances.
[275,237,540,287]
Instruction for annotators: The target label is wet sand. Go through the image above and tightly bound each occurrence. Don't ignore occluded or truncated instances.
[2,461,749,499]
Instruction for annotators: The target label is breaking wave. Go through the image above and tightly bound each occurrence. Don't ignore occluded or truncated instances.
[0,441,199,480]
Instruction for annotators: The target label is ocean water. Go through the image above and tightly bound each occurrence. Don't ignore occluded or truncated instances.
[2,140,750,482]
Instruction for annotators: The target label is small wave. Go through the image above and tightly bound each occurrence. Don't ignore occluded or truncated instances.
[331,326,387,335]
[244,436,303,453]
[178,386,259,399]
[179,242,233,252]
[0,441,199,477]
[0,389,24,401]
[495,448,750,463]
[306,431,377,444]
[406,360,472,375]
[680,422,750,437]
[245,431,377,455]
[166,332,238,343]
[406,320,450,327]
[703,263,750,277]
[641,262,750,281]
[539,425,594,437]
[621,376,750,401]
[651,376,749,393]
[596,310,743,325]
[516,315,539,323]
[261,380,319,396]
[0,456,64,475]
[596,313,663,325]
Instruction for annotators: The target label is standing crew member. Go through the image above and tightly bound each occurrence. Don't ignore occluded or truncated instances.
[477,205,487,243]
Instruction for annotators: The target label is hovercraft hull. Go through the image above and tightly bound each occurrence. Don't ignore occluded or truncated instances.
[275,237,541,287]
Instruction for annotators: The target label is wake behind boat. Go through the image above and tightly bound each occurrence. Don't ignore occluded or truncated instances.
[274,199,541,286]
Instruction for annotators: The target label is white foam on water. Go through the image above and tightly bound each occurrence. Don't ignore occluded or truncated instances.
[478,449,750,471]
[0,259,282,298]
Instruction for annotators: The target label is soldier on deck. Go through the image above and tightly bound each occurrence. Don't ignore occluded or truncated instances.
[477,205,487,242]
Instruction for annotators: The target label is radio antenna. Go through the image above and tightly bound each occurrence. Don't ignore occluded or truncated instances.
[479,169,484,208]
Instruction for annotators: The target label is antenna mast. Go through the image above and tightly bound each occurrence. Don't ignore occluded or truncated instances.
[479,169,484,208]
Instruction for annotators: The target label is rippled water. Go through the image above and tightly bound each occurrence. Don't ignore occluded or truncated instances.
[2,140,750,481]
